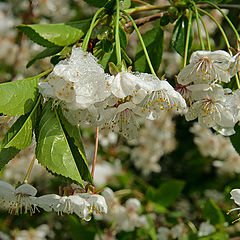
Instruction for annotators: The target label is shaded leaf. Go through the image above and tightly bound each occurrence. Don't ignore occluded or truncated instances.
[27,46,63,68]
[134,26,164,73]
[155,180,185,207]
[36,102,88,185]
[1,97,40,150]
[0,147,20,170]
[119,26,127,50]
[58,109,92,184]
[69,216,95,240]
[0,70,50,116]
[99,45,117,71]
[17,20,90,47]
[202,199,225,225]
[172,15,193,57]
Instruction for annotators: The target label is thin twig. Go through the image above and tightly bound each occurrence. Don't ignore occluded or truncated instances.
[198,4,240,10]
[125,13,163,28]
[24,154,36,183]
[91,127,99,179]
[132,0,150,5]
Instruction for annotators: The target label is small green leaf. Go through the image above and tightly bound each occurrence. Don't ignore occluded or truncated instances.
[1,97,40,150]
[99,45,117,71]
[119,26,127,50]
[83,0,108,7]
[134,26,164,73]
[123,0,131,9]
[172,15,193,57]
[36,102,87,185]
[155,180,185,207]
[27,46,63,68]
[0,70,50,116]
[121,48,132,65]
[17,20,90,47]
[202,199,225,225]
[69,216,95,240]
[0,147,20,170]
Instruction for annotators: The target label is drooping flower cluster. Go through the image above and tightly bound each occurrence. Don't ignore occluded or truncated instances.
[177,50,240,136]
[0,181,107,221]
[39,46,187,139]
[190,122,240,174]
[97,187,148,233]
[130,111,176,176]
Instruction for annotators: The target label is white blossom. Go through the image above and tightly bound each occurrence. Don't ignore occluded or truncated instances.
[35,194,91,220]
[186,84,235,128]
[198,221,215,237]
[79,193,108,215]
[0,181,37,215]
[178,50,234,85]
[39,47,112,109]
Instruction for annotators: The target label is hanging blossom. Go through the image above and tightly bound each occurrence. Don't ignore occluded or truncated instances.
[177,50,235,85]
[35,192,107,221]
[98,188,148,232]
[227,189,240,222]
[97,71,187,139]
[185,84,239,135]
[39,46,187,139]
[0,181,37,215]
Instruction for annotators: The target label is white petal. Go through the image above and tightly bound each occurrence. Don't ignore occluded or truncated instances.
[15,184,37,197]
[230,189,240,205]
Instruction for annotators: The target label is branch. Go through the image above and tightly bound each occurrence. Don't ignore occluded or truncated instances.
[125,13,163,28]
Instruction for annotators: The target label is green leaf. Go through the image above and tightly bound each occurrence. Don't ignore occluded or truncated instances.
[17,20,90,47]
[134,26,164,73]
[121,48,132,65]
[155,180,185,207]
[172,15,193,57]
[27,46,63,68]
[69,216,95,240]
[200,232,228,240]
[230,123,240,154]
[202,199,225,225]
[58,108,92,184]
[0,70,51,116]
[83,0,108,7]
[1,97,40,150]
[119,26,127,50]
[147,215,157,240]
[36,102,88,185]
[99,45,117,71]
[123,0,131,9]
[0,147,20,170]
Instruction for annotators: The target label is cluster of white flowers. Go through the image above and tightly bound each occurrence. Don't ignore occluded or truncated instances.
[130,112,176,176]
[190,123,240,174]
[92,160,122,187]
[0,181,107,221]
[39,46,187,139]
[96,187,148,234]
[177,50,240,136]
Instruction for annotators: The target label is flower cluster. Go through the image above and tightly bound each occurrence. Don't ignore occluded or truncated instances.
[190,122,240,174]
[0,181,107,221]
[130,111,176,176]
[177,50,240,136]
[97,188,148,233]
[39,46,187,139]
